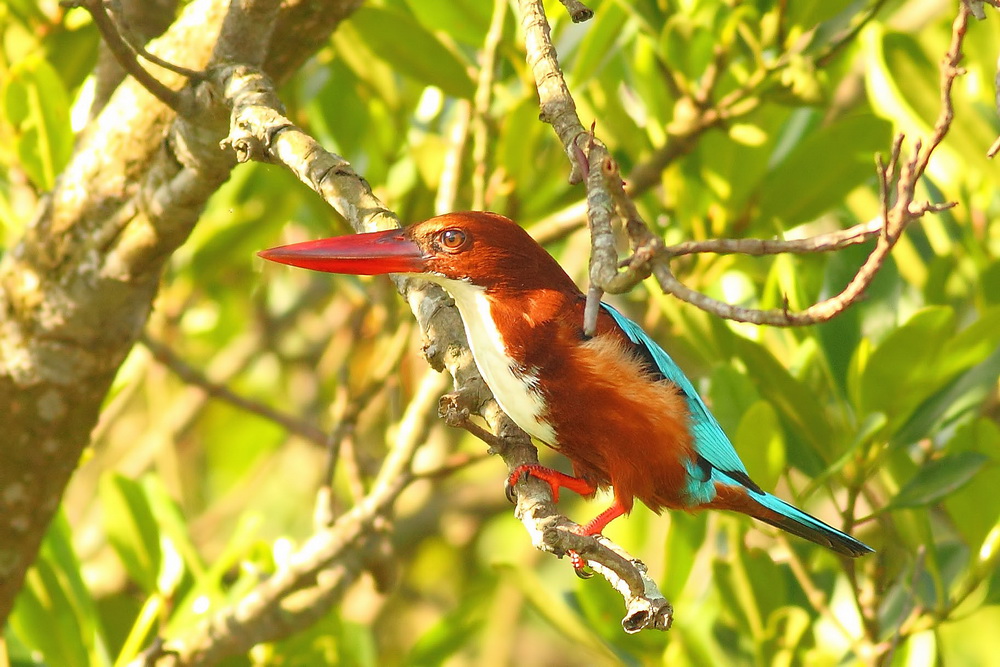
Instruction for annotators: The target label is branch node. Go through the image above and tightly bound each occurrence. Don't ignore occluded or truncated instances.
[558,0,594,22]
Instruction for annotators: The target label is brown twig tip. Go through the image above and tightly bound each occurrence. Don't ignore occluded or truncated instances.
[558,0,594,22]
[438,392,507,451]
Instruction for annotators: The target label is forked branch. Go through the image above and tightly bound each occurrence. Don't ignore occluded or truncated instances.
[518,0,971,328]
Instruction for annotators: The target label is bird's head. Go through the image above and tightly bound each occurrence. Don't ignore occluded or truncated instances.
[259,211,576,294]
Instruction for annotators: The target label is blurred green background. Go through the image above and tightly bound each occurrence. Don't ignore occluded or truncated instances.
[2,0,999,664]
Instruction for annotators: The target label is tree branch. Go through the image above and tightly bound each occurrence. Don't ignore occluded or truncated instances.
[63,0,189,111]
[161,370,449,665]
[520,0,968,328]
[0,0,364,627]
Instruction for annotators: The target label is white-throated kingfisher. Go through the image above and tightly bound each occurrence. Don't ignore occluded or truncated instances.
[260,212,873,564]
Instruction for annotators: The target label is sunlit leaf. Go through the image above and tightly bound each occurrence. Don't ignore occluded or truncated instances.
[348,6,475,99]
[887,452,990,510]
[8,512,106,667]
[758,114,891,227]
[1,53,73,189]
[99,474,162,594]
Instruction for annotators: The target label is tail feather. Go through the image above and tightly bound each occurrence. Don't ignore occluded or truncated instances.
[751,492,873,557]
[710,481,872,557]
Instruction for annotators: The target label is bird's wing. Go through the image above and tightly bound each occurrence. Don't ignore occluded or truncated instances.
[602,303,874,556]
[600,302,750,478]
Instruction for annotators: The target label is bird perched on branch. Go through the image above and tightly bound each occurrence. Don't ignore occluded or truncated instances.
[260,211,873,571]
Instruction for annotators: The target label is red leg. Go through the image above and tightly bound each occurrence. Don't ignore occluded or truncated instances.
[567,500,628,577]
[506,467,626,578]
[506,464,597,504]
[576,500,628,536]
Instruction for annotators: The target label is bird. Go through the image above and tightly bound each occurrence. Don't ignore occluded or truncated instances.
[259,211,873,566]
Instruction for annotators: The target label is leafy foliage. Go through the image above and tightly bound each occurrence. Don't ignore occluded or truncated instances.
[2,0,999,664]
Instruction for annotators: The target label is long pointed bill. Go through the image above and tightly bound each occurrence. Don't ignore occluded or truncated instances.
[258,228,427,275]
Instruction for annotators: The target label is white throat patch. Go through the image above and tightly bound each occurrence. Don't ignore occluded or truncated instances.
[425,276,556,445]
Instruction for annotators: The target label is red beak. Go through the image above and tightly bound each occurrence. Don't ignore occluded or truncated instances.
[258,228,427,275]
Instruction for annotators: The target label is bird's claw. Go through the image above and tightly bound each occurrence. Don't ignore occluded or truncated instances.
[504,465,545,504]
[506,466,596,579]
[569,550,594,578]
[505,466,532,503]
[504,478,518,504]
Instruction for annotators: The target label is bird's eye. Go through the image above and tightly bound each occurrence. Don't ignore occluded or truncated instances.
[439,228,468,251]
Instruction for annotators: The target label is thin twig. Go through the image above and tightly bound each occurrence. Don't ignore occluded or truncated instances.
[62,0,184,111]
[164,370,449,666]
[815,0,889,67]
[105,0,205,78]
[139,332,329,446]
[616,9,968,328]
[472,0,508,210]
[667,217,885,257]
[778,534,866,651]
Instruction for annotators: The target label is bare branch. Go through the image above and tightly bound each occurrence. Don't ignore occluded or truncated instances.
[668,217,885,257]
[529,1,968,328]
[471,0,509,210]
[518,0,591,183]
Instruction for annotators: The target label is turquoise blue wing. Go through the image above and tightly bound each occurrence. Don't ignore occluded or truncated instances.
[600,303,874,556]
[600,302,749,478]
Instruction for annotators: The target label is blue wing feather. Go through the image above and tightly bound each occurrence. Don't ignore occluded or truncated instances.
[601,303,874,556]
[600,302,748,477]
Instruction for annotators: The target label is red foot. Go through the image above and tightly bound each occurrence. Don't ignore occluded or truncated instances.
[506,464,597,504]
[565,501,627,578]
[505,469,630,579]
[568,550,594,578]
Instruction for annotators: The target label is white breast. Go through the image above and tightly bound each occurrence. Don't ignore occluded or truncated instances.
[427,277,556,445]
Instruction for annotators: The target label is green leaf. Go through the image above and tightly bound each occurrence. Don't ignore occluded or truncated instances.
[708,364,760,434]
[733,337,834,467]
[570,1,631,86]
[893,343,1000,447]
[167,512,264,633]
[758,113,891,226]
[9,511,107,667]
[1,53,73,190]
[662,510,708,598]
[348,6,475,99]
[877,29,996,180]
[141,476,204,581]
[861,307,1000,441]
[403,0,492,46]
[887,452,990,510]
[938,605,1000,664]
[100,473,162,593]
[815,239,899,396]
[942,420,1000,547]
[406,588,487,664]
[860,306,954,417]
[734,400,785,492]
[494,564,617,662]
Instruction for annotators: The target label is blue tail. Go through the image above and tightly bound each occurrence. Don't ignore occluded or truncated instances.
[748,488,873,557]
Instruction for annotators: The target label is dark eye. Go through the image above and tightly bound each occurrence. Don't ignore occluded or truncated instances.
[439,228,467,251]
